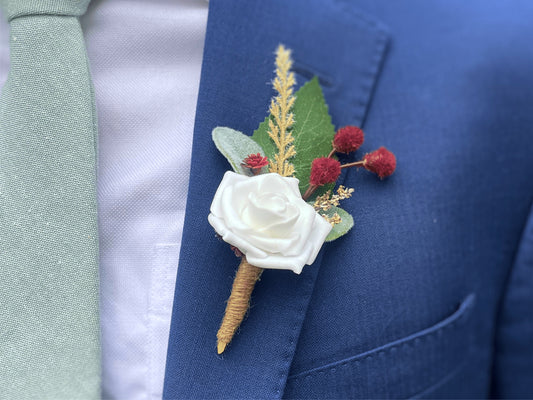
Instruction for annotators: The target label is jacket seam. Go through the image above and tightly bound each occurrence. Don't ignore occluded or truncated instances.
[288,293,475,381]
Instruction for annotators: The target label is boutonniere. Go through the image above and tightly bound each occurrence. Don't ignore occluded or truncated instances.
[209,45,396,354]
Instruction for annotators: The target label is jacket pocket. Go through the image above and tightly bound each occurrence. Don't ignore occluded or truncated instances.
[284,294,476,399]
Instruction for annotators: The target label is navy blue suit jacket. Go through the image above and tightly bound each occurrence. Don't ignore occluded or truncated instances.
[163,1,533,398]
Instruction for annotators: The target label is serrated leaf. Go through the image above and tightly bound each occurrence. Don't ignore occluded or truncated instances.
[251,77,336,195]
[323,206,354,242]
[212,127,266,174]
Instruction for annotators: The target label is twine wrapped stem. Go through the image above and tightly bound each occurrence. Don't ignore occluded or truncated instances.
[217,257,263,354]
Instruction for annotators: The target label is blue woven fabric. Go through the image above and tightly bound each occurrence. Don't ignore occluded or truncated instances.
[162,0,533,398]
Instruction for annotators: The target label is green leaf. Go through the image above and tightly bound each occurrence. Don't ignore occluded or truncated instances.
[212,126,266,174]
[251,76,336,195]
[323,206,354,242]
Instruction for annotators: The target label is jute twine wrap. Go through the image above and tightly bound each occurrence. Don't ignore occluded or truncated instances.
[217,257,263,354]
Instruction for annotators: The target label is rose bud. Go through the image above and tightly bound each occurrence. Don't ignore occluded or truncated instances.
[310,157,341,186]
[363,147,396,178]
[241,153,268,175]
[333,126,364,154]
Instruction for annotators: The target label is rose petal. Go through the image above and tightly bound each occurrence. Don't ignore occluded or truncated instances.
[245,252,308,274]
[245,230,301,254]
[208,214,268,259]
[305,213,333,265]
[210,171,247,216]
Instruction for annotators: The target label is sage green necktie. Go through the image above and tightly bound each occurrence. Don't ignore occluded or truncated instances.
[0,1,100,398]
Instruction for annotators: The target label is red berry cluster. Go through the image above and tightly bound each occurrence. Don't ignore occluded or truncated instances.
[305,126,396,199]
[363,146,396,179]
[333,126,364,154]
[309,157,341,186]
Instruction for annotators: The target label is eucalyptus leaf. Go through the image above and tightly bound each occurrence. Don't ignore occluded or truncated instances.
[323,206,354,242]
[212,127,266,174]
[251,77,336,195]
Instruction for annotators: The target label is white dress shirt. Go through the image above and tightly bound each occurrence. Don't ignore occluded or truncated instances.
[0,1,208,399]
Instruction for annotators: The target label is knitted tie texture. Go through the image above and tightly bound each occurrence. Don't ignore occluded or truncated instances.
[0,1,100,398]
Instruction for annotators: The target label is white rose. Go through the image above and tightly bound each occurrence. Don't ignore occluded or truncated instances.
[208,171,332,274]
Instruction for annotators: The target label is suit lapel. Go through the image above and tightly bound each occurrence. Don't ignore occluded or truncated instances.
[163,0,389,398]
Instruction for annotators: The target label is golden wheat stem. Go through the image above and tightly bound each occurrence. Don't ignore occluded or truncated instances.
[268,45,296,177]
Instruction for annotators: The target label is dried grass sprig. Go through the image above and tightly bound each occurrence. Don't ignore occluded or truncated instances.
[268,45,296,177]
[313,186,355,226]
